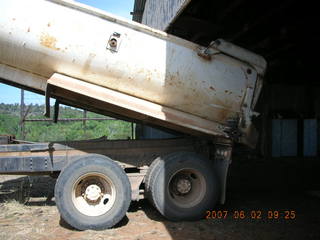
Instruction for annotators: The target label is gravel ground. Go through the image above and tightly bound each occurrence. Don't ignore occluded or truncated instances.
[0,175,319,240]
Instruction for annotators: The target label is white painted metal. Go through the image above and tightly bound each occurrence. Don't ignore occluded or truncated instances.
[0,0,266,143]
[72,172,116,217]
[211,39,267,76]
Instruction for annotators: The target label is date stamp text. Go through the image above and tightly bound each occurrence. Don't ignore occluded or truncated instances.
[205,210,296,220]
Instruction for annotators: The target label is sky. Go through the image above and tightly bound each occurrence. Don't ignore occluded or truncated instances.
[0,0,134,104]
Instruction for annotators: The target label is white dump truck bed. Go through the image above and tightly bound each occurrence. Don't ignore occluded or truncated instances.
[0,0,266,145]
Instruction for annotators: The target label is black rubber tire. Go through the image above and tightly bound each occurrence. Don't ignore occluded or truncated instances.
[144,156,162,206]
[145,152,219,220]
[54,154,131,230]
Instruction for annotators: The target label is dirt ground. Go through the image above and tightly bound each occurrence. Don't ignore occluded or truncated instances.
[0,175,319,240]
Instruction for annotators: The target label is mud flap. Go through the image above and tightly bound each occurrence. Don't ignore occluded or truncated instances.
[213,142,232,204]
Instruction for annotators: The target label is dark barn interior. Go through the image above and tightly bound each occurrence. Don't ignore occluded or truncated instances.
[132,0,320,191]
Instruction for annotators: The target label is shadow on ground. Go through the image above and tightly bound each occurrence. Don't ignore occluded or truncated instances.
[0,176,56,204]
[141,189,320,240]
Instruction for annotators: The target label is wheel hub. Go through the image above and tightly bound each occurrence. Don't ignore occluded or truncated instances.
[172,175,192,195]
[72,172,118,217]
[84,184,102,202]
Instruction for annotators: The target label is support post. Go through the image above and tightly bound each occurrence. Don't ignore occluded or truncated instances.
[83,110,87,127]
[20,89,25,140]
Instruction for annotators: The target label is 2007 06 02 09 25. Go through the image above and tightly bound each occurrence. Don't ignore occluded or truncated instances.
[205,210,296,220]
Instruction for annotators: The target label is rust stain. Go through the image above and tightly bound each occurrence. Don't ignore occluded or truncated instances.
[215,109,231,123]
[209,86,216,91]
[165,71,185,88]
[82,53,96,74]
[27,27,30,33]
[40,33,60,50]
[47,22,51,27]
[12,18,16,21]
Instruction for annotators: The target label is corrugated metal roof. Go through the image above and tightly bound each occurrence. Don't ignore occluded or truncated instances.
[131,0,146,22]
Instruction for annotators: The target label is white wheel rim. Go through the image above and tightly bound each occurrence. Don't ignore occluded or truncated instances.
[168,168,206,208]
[72,172,116,217]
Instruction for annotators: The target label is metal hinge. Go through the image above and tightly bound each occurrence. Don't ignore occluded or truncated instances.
[197,41,221,60]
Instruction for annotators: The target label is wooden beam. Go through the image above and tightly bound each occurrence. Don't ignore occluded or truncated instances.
[142,0,191,31]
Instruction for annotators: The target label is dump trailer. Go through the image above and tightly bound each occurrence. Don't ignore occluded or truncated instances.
[0,0,266,230]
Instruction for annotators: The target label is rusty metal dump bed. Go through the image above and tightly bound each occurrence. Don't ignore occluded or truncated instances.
[0,0,266,145]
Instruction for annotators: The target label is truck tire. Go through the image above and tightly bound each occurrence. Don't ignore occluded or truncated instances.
[144,156,161,206]
[54,154,131,230]
[145,152,219,220]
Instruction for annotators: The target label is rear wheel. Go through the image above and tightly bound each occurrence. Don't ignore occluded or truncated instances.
[71,172,116,217]
[145,152,219,220]
[54,154,131,230]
